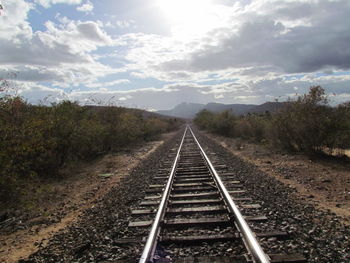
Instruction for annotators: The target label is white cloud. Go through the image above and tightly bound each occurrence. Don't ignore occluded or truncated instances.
[10,73,350,110]
[1,0,350,109]
[0,17,115,85]
[119,95,132,101]
[118,0,350,84]
[15,82,69,104]
[104,19,136,29]
[76,0,93,13]
[116,20,134,29]
[86,79,130,88]
[35,0,82,8]
[0,0,33,40]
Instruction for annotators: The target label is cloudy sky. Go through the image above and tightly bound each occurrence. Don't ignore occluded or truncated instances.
[1,0,350,110]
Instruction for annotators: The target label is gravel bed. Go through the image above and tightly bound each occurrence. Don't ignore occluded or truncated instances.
[23,130,184,263]
[162,226,237,236]
[130,214,158,222]
[157,240,244,259]
[165,213,229,220]
[23,127,350,262]
[194,128,350,263]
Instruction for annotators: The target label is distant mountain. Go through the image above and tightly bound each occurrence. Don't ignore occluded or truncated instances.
[157,102,205,119]
[157,102,285,119]
[205,102,256,115]
[85,105,167,120]
[247,102,286,114]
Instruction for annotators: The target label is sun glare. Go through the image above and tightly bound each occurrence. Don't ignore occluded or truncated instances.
[156,0,220,38]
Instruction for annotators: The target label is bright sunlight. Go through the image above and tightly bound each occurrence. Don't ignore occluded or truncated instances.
[155,0,222,38]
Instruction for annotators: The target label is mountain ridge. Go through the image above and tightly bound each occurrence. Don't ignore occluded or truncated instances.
[157,102,285,119]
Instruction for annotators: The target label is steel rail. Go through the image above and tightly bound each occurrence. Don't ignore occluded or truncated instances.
[188,126,270,263]
[139,126,188,263]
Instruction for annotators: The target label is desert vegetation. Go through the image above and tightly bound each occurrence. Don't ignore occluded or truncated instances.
[0,92,181,204]
[194,86,350,156]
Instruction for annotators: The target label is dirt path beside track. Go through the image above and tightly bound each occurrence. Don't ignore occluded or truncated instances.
[206,133,350,225]
[0,132,176,263]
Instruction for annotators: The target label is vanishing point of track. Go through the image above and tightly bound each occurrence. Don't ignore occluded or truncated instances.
[129,126,306,263]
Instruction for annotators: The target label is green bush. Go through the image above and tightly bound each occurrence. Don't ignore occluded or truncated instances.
[0,96,182,201]
[194,109,215,131]
[211,111,237,137]
[271,86,350,153]
[194,86,350,155]
[329,102,350,151]
[143,118,167,140]
[194,109,268,143]
[235,114,269,142]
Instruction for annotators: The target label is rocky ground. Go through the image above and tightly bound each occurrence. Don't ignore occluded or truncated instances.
[195,129,349,263]
[21,130,184,263]
[205,132,350,225]
[2,126,349,262]
[0,132,177,263]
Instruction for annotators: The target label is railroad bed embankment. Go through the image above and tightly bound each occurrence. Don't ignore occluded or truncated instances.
[16,127,350,263]
[194,128,349,263]
[0,131,179,263]
[205,132,350,225]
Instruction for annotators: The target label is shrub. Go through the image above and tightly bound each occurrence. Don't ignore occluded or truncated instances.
[194,86,350,155]
[272,86,340,153]
[0,95,182,201]
[235,114,269,142]
[211,110,237,137]
[194,109,215,130]
[194,109,268,142]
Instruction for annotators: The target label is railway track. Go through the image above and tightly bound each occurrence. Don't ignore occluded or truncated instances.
[127,126,306,263]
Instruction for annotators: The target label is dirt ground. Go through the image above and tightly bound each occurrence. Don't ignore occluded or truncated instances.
[206,133,350,225]
[0,132,175,263]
